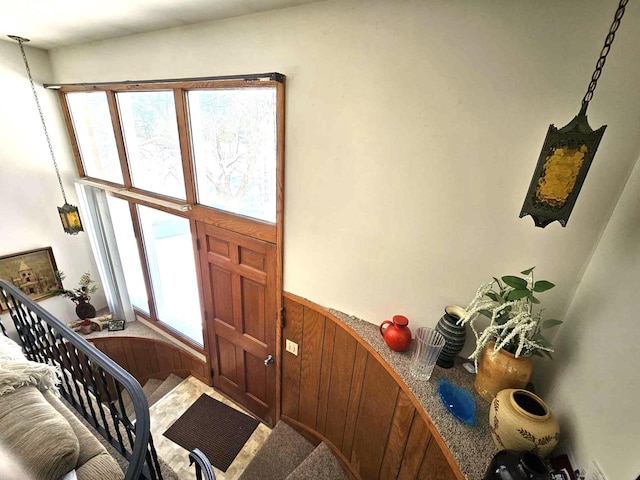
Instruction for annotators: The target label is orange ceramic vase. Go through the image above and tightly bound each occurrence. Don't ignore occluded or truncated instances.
[475,342,532,402]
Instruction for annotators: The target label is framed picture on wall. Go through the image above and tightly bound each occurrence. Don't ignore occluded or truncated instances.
[0,247,62,311]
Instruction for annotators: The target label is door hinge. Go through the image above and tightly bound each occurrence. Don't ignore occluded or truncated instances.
[279,307,286,329]
[204,310,208,321]
[196,238,201,250]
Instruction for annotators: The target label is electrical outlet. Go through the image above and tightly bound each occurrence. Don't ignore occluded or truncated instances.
[585,459,607,480]
[285,339,298,356]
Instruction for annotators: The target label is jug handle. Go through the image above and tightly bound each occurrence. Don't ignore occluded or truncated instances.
[380,320,393,337]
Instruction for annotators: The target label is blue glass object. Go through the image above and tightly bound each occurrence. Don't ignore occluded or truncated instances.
[437,378,476,426]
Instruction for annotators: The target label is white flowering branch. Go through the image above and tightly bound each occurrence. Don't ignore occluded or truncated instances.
[457,268,561,369]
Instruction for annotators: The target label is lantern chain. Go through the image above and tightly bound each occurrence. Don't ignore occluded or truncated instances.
[580,0,629,115]
[12,36,68,204]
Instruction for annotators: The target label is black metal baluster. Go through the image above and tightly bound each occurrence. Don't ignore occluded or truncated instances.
[21,305,42,361]
[30,312,53,364]
[114,380,137,453]
[11,298,39,361]
[97,367,128,454]
[70,347,100,428]
[44,323,76,402]
[63,342,89,417]
[31,315,66,396]
[59,339,83,408]
[0,291,8,336]
[81,355,113,442]
[144,446,160,480]
[147,434,162,480]
[109,374,134,429]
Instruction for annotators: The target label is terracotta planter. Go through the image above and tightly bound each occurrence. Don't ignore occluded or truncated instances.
[490,389,560,458]
[475,342,532,402]
[79,324,93,335]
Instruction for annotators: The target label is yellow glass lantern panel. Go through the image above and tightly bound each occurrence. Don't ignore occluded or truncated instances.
[59,211,70,230]
[534,145,587,208]
[66,210,82,230]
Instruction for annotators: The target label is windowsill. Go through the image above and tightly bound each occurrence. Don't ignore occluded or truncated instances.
[81,317,206,362]
[132,308,205,354]
[82,318,166,342]
[135,316,205,360]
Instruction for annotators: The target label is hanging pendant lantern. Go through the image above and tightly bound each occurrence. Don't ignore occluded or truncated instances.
[9,35,84,235]
[520,0,628,228]
[58,202,84,235]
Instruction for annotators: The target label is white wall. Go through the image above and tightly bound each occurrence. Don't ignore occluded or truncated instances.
[537,153,640,479]
[0,40,105,340]
[48,0,640,336]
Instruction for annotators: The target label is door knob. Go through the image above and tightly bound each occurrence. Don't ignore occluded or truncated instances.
[264,354,274,366]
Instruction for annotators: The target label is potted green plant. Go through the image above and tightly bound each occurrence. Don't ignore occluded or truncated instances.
[55,271,99,321]
[458,267,562,401]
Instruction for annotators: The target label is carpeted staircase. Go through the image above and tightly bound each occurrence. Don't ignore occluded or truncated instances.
[122,374,184,420]
[238,421,347,480]
[60,372,184,480]
[138,375,346,479]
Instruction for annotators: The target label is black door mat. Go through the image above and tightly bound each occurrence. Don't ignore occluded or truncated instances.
[163,393,259,472]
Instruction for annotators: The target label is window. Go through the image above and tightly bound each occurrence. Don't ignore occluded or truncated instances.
[138,206,202,345]
[67,92,122,184]
[118,91,186,199]
[60,76,284,349]
[106,196,149,314]
[189,88,277,222]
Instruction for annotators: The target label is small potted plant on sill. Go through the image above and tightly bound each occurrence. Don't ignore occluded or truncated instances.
[55,271,99,321]
[458,267,562,402]
[76,318,93,335]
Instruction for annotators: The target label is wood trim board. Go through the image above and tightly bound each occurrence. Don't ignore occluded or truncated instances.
[89,336,209,385]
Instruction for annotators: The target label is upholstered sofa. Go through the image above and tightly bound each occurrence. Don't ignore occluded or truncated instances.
[0,335,122,480]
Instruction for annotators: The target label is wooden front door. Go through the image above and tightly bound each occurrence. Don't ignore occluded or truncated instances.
[196,221,277,425]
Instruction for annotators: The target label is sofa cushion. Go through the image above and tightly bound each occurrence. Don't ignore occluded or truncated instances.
[44,391,122,479]
[74,453,123,480]
[0,385,80,480]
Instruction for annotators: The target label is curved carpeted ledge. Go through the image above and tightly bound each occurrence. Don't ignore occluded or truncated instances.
[282,292,495,480]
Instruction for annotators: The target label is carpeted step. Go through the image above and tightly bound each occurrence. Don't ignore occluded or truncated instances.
[121,377,166,419]
[147,374,183,408]
[285,443,348,480]
[238,421,315,480]
[143,378,164,399]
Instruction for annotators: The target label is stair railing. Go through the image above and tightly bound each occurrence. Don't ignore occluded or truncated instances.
[189,448,217,480]
[0,280,162,480]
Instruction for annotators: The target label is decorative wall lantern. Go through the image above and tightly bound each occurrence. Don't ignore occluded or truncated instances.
[58,203,84,235]
[520,0,628,228]
[9,35,84,235]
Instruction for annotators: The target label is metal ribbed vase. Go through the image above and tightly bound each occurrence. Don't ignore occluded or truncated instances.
[435,305,467,369]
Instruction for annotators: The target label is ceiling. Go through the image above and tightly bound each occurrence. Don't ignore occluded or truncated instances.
[0,0,323,49]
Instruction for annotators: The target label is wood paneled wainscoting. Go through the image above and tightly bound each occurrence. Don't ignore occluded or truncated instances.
[281,293,463,480]
[90,336,209,387]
